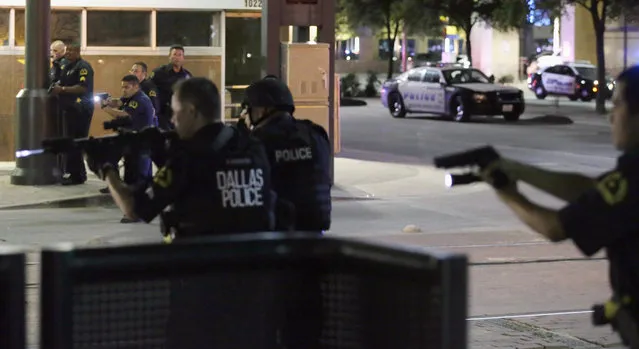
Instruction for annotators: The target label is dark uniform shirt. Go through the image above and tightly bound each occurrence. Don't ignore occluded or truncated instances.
[49,57,67,86]
[58,58,94,111]
[120,90,155,131]
[150,64,191,116]
[558,150,639,306]
[132,123,274,237]
[252,113,332,231]
[140,78,160,125]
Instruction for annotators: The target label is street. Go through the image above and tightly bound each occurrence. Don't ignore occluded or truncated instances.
[0,96,624,348]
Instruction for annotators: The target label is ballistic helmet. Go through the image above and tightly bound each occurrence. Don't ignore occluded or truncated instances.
[244,78,295,113]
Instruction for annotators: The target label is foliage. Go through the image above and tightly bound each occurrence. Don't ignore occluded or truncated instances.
[364,71,381,97]
[340,73,361,98]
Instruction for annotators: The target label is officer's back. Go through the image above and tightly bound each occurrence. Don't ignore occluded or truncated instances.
[243,78,332,232]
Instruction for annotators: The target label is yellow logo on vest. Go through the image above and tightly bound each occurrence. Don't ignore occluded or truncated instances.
[149,90,157,97]
[596,171,628,205]
[154,167,172,188]
[129,101,138,109]
[80,68,88,76]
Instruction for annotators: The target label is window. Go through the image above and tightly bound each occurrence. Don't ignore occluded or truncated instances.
[15,10,81,46]
[407,70,424,82]
[0,9,8,46]
[87,11,151,47]
[423,71,441,83]
[156,11,221,47]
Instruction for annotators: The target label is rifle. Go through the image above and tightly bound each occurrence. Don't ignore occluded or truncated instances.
[15,127,177,160]
[433,145,510,188]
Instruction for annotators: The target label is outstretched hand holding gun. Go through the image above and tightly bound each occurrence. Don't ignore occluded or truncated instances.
[433,146,514,189]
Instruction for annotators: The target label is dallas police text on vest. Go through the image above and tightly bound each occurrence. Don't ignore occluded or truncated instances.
[275,147,312,163]
[216,168,264,208]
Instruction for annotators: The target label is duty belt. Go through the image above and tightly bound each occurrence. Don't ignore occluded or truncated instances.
[592,296,639,348]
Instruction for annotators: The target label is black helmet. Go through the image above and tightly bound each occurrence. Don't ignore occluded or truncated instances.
[244,78,295,113]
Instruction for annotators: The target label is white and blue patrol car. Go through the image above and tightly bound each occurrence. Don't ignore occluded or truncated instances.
[381,67,525,122]
[528,61,615,101]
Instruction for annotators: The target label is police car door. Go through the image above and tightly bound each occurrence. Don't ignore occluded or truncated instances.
[398,69,426,111]
[419,70,446,113]
[541,65,575,95]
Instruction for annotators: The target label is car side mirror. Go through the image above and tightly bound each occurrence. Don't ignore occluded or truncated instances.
[488,75,495,83]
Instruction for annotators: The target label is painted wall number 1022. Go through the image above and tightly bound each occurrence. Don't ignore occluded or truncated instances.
[245,0,262,7]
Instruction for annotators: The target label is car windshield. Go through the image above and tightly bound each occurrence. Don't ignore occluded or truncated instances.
[443,69,490,84]
[575,66,597,80]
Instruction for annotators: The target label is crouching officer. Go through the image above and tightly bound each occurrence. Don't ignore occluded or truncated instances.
[83,77,276,349]
[478,65,639,348]
[241,77,332,232]
[100,75,156,221]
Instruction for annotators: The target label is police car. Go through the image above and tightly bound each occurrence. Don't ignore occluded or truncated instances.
[528,61,615,101]
[381,67,525,122]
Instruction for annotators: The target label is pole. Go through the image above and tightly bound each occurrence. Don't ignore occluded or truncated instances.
[623,13,628,69]
[401,28,407,72]
[11,0,59,185]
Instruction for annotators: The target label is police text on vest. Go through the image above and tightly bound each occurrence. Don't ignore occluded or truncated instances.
[216,168,264,208]
[275,147,312,163]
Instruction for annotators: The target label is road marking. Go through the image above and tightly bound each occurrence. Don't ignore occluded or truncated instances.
[468,310,593,321]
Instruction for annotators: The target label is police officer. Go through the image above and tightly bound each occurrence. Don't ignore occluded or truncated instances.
[480,65,639,347]
[101,75,155,220]
[50,43,94,185]
[130,61,160,126]
[242,77,332,232]
[151,45,192,130]
[49,40,66,85]
[83,77,276,349]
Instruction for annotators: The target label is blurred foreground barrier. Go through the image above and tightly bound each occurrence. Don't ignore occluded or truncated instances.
[0,247,26,349]
[40,233,468,349]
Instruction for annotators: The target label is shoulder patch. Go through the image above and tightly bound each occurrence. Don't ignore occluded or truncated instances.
[149,90,157,97]
[154,166,172,188]
[129,100,138,109]
[149,71,155,78]
[80,68,88,76]
[596,171,628,205]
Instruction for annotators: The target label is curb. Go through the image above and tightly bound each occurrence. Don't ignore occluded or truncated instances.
[0,190,378,210]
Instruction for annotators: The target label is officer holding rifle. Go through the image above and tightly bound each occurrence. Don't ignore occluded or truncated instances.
[435,65,639,348]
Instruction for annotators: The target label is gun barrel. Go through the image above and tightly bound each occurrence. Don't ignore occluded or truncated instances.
[433,146,498,169]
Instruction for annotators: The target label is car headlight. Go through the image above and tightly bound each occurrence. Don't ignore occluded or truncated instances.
[594,80,599,85]
[608,83,614,91]
[473,93,486,102]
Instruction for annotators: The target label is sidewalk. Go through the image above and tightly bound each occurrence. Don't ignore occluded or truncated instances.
[0,159,375,209]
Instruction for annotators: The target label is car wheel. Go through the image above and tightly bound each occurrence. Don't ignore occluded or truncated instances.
[450,96,470,122]
[569,95,579,101]
[535,86,547,99]
[580,89,592,102]
[388,93,406,118]
[503,112,521,122]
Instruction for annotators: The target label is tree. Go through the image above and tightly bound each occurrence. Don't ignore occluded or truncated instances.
[537,0,639,113]
[416,0,528,66]
[338,0,442,79]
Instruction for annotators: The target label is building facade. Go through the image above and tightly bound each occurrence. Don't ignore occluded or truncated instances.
[0,0,262,160]
[560,4,639,76]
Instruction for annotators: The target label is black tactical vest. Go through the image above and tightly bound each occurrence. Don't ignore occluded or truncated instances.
[253,115,332,231]
[169,126,276,238]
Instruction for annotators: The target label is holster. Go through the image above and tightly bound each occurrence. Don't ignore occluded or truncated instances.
[592,297,639,348]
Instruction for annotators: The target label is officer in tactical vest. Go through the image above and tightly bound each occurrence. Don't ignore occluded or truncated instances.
[241,77,332,232]
[84,76,276,238]
[478,65,639,347]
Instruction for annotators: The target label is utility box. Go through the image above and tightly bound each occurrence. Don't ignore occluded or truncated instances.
[280,42,340,153]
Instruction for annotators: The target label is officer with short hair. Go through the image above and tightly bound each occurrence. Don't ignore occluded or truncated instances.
[242,77,332,232]
[83,77,276,349]
[101,75,155,213]
[479,65,639,347]
[49,40,67,85]
[50,43,94,185]
[130,61,160,126]
[86,76,275,237]
[151,45,192,130]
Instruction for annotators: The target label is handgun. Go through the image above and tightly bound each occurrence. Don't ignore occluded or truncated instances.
[433,145,509,188]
